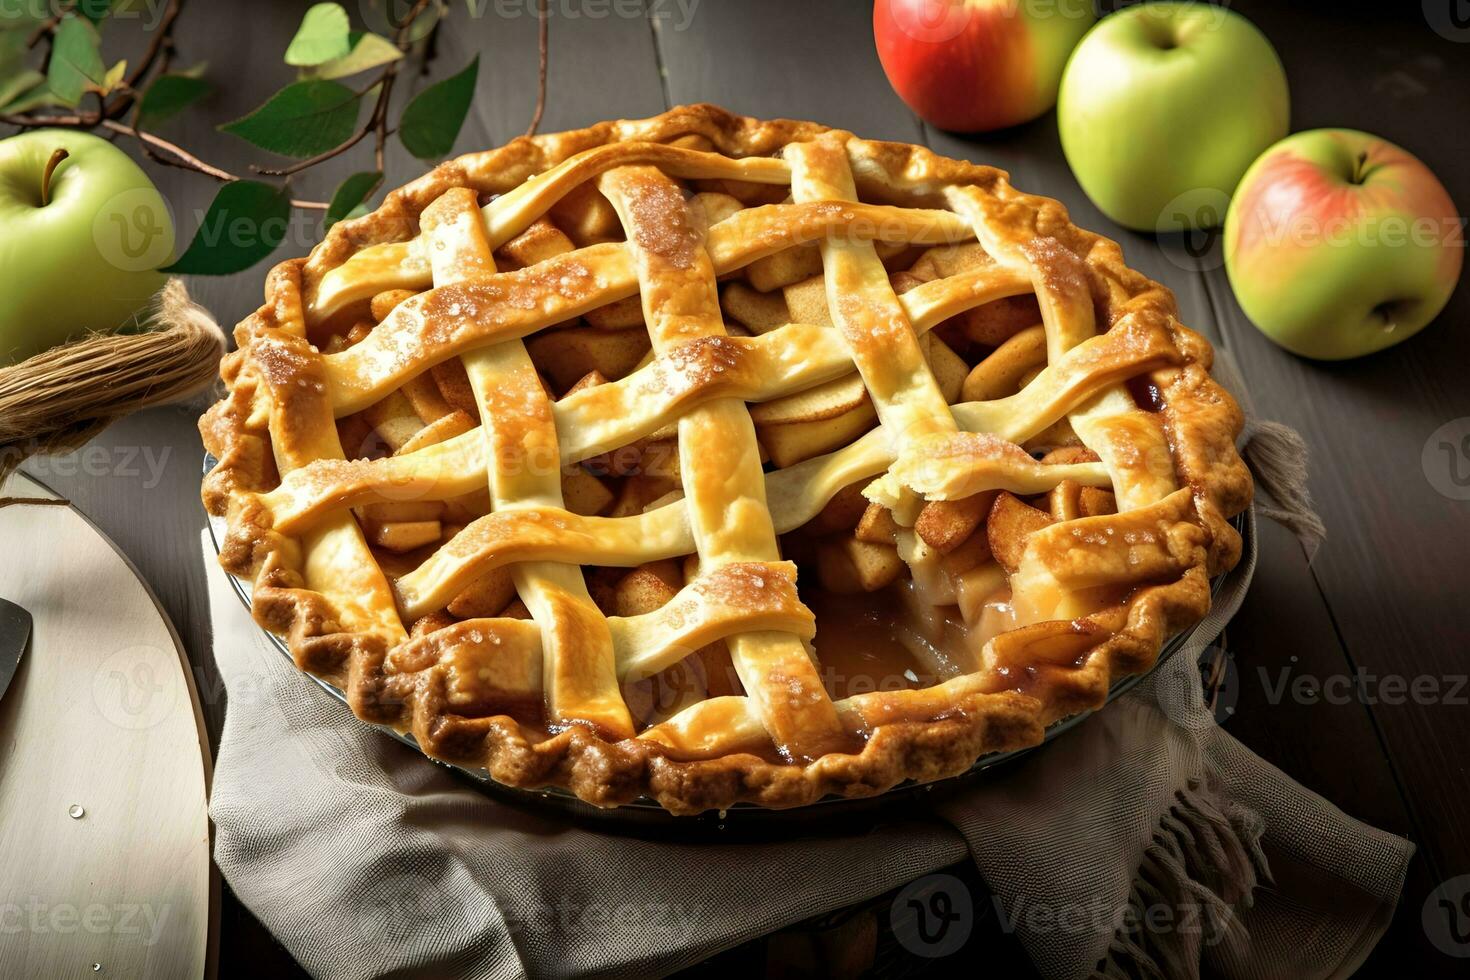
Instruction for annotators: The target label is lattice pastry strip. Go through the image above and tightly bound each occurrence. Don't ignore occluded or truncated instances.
[252,309,1164,550]
[420,188,633,738]
[247,269,404,647]
[785,136,979,631]
[786,137,958,447]
[943,186,1182,626]
[200,107,1251,813]
[315,205,973,415]
[598,164,847,760]
[307,143,960,317]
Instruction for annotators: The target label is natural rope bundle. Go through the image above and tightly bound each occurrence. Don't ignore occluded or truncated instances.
[1239,416,1328,559]
[0,279,224,483]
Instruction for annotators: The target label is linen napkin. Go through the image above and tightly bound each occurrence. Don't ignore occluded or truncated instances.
[205,357,1412,979]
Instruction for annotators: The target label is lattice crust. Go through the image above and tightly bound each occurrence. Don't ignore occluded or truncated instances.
[201,105,1251,813]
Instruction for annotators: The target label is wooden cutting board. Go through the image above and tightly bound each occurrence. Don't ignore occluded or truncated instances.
[0,471,214,979]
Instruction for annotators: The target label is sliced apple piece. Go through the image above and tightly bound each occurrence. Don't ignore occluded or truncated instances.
[915,490,997,553]
[961,324,1047,402]
[805,481,869,535]
[748,244,823,292]
[562,466,614,516]
[548,182,622,245]
[817,537,905,593]
[527,324,651,388]
[615,560,683,616]
[720,281,790,334]
[368,519,442,553]
[987,492,1055,574]
[855,502,900,545]
[447,566,517,619]
[782,274,833,326]
[585,293,645,330]
[494,216,575,268]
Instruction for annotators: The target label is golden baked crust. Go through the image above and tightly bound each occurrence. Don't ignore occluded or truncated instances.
[201,104,1251,814]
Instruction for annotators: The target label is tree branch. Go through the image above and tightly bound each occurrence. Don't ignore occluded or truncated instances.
[250,0,435,178]
[3,0,474,214]
[125,0,185,87]
[524,0,548,138]
[0,112,327,209]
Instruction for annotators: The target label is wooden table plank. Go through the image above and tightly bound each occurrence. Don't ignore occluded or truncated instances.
[654,1,1439,970]
[441,0,668,139]
[1200,1,1470,888]
[21,6,667,979]
[12,0,1461,974]
[652,0,922,142]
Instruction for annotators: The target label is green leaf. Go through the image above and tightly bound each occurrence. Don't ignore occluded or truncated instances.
[0,69,43,110]
[285,3,351,67]
[138,73,212,125]
[164,181,293,275]
[47,15,106,106]
[100,58,126,94]
[398,55,478,160]
[303,31,401,80]
[220,79,362,157]
[77,0,114,23]
[325,170,382,230]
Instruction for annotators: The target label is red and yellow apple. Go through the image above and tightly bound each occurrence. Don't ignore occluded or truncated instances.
[1057,3,1288,231]
[873,0,1095,132]
[0,129,174,365]
[1225,130,1463,360]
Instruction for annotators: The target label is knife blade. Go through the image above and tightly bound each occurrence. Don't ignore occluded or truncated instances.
[0,597,31,703]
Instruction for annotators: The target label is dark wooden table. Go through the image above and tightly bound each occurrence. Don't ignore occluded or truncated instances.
[15,1,1468,975]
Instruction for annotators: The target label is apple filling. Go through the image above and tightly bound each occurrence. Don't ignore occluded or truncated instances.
[332,191,1128,742]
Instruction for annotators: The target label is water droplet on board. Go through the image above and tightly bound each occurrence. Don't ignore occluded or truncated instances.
[68,804,85,819]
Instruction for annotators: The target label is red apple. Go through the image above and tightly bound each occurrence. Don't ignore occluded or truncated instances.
[874,0,1095,132]
[1225,130,1464,360]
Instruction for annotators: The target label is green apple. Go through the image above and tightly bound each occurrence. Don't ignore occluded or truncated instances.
[0,129,174,365]
[1225,129,1463,360]
[1057,2,1289,231]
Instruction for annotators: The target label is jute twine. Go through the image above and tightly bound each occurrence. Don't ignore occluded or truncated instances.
[0,279,224,490]
[1239,416,1328,559]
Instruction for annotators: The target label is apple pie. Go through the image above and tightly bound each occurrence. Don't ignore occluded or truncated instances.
[201,105,1251,814]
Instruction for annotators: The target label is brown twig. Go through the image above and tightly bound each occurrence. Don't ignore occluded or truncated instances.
[124,0,185,89]
[4,0,452,213]
[250,101,378,177]
[0,111,327,209]
[524,0,548,138]
[114,121,330,209]
[25,4,70,50]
